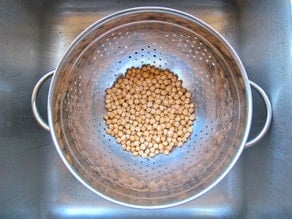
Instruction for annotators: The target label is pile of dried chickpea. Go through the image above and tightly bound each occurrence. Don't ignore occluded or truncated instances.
[104,64,195,158]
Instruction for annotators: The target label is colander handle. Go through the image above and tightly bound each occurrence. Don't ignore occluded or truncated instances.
[245,81,272,148]
[31,71,54,131]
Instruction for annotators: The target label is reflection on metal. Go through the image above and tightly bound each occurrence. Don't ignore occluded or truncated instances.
[55,206,107,217]
[0,0,290,218]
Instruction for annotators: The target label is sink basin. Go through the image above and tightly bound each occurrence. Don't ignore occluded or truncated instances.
[0,0,291,218]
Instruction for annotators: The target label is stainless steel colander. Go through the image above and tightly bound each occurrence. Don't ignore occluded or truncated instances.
[31,7,272,208]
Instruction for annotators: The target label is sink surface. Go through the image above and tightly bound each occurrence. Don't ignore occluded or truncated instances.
[0,0,291,218]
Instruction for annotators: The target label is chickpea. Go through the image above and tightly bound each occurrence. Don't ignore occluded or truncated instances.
[164,150,170,155]
[104,65,196,158]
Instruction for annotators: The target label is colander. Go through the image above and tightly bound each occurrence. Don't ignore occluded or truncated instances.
[31,7,272,209]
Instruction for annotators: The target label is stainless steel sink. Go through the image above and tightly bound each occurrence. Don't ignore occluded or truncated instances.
[0,0,291,218]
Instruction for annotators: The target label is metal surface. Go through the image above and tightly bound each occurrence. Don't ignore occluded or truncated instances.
[31,70,54,131]
[0,0,291,218]
[245,81,272,148]
[35,7,254,208]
